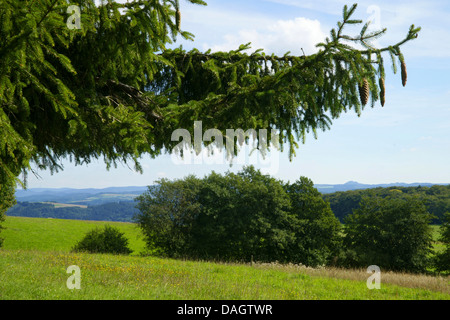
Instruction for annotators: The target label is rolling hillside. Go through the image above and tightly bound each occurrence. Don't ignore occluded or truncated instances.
[0,216,448,300]
[15,182,448,204]
[14,186,149,205]
[9,183,450,223]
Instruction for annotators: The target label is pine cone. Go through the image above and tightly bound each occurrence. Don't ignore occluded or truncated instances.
[401,60,407,87]
[359,78,370,106]
[176,10,181,31]
[379,77,385,107]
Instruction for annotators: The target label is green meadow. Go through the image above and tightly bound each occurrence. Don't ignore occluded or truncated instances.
[1,216,146,253]
[0,216,449,300]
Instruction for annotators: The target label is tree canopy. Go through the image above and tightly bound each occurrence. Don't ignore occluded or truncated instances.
[0,1,420,243]
[134,166,342,265]
[343,195,434,272]
[323,184,450,223]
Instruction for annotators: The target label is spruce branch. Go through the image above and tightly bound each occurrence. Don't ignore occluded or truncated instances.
[100,79,163,120]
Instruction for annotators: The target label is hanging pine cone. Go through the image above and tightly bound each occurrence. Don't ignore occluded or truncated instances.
[359,78,370,106]
[379,77,385,107]
[401,60,407,87]
[176,9,181,31]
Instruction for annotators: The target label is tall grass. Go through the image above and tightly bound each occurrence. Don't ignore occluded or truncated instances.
[0,216,448,300]
[253,262,450,295]
[1,249,449,300]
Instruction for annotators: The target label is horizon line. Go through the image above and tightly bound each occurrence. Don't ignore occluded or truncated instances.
[16,181,450,191]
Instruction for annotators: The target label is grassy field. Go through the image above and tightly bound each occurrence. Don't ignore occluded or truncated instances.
[1,216,146,253]
[432,225,446,252]
[43,202,88,209]
[0,216,449,300]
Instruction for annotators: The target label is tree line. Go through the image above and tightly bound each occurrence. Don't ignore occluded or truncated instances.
[8,184,449,225]
[323,185,450,224]
[6,201,138,222]
[134,166,450,273]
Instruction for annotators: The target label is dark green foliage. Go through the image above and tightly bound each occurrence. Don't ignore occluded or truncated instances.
[7,201,138,222]
[0,177,16,247]
[135,175,203,257]
[135,166,341,266]
[89,202,139,221]
[342,195,434,273]
[284,177,342,266]
[189,167,295,262]
[323,189,366,222]
[435,212,450,273]
[323,185,450,223]
[6,202,57,219]
[72,225,132,254]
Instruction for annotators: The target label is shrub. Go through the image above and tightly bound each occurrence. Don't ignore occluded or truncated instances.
[343,195,434,272]
[435,212,450,273]
[72,225,132,255]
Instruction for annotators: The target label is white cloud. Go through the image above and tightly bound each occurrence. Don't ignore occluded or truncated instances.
[400,146,419,153]
[262,0,345,15]
[265,0,450,58]
[157,172,167,178]
[94,0,128,5]
[206,17,326,56]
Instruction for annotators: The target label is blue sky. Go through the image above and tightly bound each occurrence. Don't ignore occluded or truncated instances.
[24,0,450,189]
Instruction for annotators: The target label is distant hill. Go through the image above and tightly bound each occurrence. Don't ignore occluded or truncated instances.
[10,182,450,223]
[314,181,446,194]
[14,186,149,205]
[14,182,448,204]
[7,201,139,222]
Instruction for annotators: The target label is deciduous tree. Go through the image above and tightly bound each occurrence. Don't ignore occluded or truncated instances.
[285,177,342,266]
[135,166,343,266]
[343,195,434,272]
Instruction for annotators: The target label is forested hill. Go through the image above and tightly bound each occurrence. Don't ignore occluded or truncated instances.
[322,184,450,223]
[9,183,449,223]
[14,182,444,203]
[314,181,442,193]
[14,186,149,205]
[6,201,139,222]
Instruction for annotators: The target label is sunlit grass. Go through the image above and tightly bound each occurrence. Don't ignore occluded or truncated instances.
[0,216,448,300]
[0,249,449,300]
[1,216,146,253]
